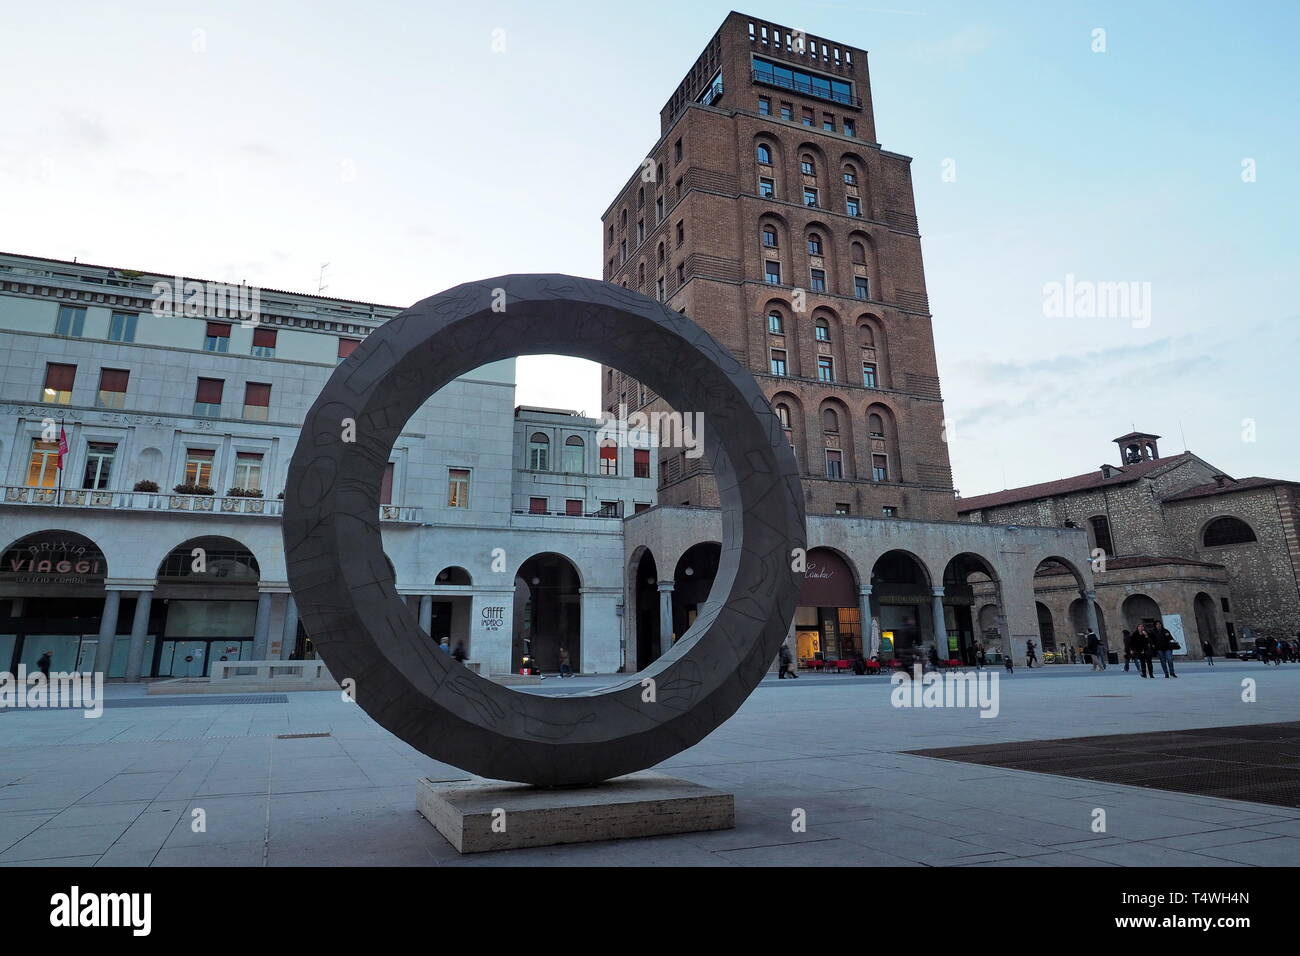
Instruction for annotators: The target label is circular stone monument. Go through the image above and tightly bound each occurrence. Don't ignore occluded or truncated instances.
[283,274,805,787]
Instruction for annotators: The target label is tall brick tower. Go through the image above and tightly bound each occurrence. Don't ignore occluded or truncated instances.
[601,11,956,522]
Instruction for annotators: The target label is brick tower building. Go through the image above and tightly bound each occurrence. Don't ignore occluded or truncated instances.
[601,11,955,521]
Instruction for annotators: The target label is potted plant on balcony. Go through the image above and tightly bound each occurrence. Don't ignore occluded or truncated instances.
[133,480,160,492]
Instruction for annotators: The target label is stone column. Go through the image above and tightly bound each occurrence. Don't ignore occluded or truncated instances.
[858,585,874,657]
[657,581,675,657]
[1082,589,1103,659]
[280,593,299,660]
[92,589,122,676]
[419,594,433,635]
[252,590,273,660]
[123,589,153,683]
[931,586,948,658]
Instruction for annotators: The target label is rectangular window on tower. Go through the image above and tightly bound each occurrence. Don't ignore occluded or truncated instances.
[447,468,471,509]
[817,356,833,381]
[82,442,117,491]
[193,377,223,417]
[96,368,129,409]
[233,452,264,493]
[55,305,86,337]
[27,439,60,489]
[251,327,277,357]
[825,449,843,479]
[765,260,781,284]
[42,363,76,404]
[108,311,138,342]
[862,362,878,388]
[759,178,775,198]
[634,448,650,478]
[203,322,231,352]
[770,349,787,376]
[872,455,889,482]
[184,448,215,488]
[243,382,271,421]
[854,276,869,299]
[810,269,827,292]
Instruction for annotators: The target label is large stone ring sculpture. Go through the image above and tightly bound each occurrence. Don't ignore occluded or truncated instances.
[283,274,805,786]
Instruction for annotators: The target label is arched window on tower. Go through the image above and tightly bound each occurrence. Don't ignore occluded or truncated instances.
[815,317,831,342]
[563,435,584,473]
[775,403,794,457]
[529,433,550,471]
[800,154,815,176]
[1203,516,1257,547]
[762,225,778,248]
[822,407,838,432]
[868,412,888,481]
[767,310,784,334]
[851,241,866,264]
[807,233,822,255]
[756,144,772,164]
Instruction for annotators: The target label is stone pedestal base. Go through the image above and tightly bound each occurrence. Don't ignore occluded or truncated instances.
[416,772,734,853]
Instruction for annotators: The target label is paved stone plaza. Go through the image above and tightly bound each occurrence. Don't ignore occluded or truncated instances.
[2,664,1298,866]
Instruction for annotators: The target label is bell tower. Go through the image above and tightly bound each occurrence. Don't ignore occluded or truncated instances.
[1113,431,1161,465]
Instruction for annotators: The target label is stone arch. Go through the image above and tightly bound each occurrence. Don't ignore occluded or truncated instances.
[671,542,723,648]
[627,545,662,670]
[1193,591,1219,654]
[869,548,935,662]
[513,551,583,672]
[434,566,472,586]
[1121,593,1163,631]
[1068,596,1108,644]
[809,303,844,379]
[941,552,1002,664]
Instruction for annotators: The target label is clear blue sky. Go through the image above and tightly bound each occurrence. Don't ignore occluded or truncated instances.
[2,0,1295,495]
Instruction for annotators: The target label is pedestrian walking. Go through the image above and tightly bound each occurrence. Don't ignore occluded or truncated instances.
[973,641,984,669]
[1025,638,1038,668]
[452,640,468,663]
[1155,624,1179,677]
[1003,651,1014,675]
[36,650,52,679]
[1086,630,1103,671]
[438,637,450,653]
[559,645,573,678]
[778,642,798,679]
[1121,629,1133,671]
[1202,640,1215,666]
[1132,625,1154,678]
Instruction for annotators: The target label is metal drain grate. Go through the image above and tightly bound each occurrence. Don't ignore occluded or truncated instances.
[103,694,290,708]
[908,721,1300,809]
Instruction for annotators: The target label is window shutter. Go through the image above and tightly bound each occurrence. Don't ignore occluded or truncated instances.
[337,338,360,359]
[252,327,277,348]
[244,382,271,406]
[45,363,76,390]
[99,368,129,392]
[206,322,231,338]
[195,378,224,404]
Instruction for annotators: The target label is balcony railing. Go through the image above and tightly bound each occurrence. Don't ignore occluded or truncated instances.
[751,70,861,108]
[1,487,422,522]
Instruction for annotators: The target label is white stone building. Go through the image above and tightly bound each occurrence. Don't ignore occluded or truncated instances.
[0,252,654,680]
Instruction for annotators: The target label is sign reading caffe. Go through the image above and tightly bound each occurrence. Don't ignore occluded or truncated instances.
[1,532,107,586]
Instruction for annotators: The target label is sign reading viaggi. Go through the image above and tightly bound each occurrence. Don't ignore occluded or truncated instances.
[2,535,106,586]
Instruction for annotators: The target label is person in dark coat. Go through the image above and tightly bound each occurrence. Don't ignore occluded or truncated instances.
[1025,639,1038,668]
[452,641,468,663]
[1202,640,1215,666]
[1121,629,1133,671]
[36,651,52,679]
[1085,631,1103,671]
[778,643,797,679]
[1155,625,1178,677]
[1131,626,1154,678]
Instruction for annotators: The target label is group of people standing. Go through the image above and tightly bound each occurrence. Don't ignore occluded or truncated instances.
[1121,623,1180,678]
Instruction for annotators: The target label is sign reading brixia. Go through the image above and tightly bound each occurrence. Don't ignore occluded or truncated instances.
[1,533,107,585]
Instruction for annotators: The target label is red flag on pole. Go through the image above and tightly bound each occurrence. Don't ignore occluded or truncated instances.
[57,426,69,470]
